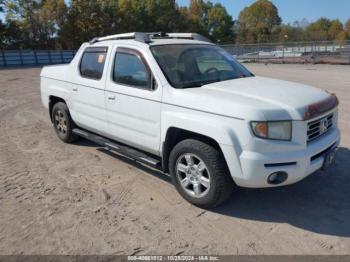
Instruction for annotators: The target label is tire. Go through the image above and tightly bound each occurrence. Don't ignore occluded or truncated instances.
[51,102,79,143]
[169,139,234,208]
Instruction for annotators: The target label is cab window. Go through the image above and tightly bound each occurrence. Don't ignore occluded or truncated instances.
[80,47,108,80]
[113,49,151,90]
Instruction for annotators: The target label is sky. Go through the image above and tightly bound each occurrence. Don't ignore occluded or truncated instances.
[1,0,349,24]
[176,0,350,24]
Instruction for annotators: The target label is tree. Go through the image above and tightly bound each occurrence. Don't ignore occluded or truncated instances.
[187,0,212,35]
[117,0,184,33]
[177,6,190,32]
[207,3,235,42]
[336,30,347,45]
[182,1,235,42]
[306,18,332,41]
[3,0,38,48]
[300,18,310,29]
[145,0,184,32]
[345,19,350,39]
[0,0,4,45]
[3,0,68,49]
[38,0,67,48]
[60,0,118,49]
[0,19,23,49]
[276,24,304,42]
[0,20,5,49]
[237,0,281,43]
[117,0,148,32]
[116,0,233,41]
[328,19,343,40]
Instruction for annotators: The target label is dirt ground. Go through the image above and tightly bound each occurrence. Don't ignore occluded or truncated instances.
[0,64,349,255]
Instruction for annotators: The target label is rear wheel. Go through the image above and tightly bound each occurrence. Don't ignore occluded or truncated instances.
[169,139,234,208]
[52,102,79,143]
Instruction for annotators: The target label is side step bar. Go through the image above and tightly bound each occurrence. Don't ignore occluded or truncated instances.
[72,128,161,168]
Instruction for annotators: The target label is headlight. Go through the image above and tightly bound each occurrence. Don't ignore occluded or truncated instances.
[251,121,292,141]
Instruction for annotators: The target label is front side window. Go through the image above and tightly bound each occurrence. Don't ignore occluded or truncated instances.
[80,47,107,80]
[151,44,253,89]
[113,51,150,89]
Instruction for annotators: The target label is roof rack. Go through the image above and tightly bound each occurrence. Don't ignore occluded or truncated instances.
[89,32,150,44]
[166,33,212,43]
[89,32,212,44]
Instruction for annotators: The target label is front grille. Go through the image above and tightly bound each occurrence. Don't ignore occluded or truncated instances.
[307,113,333,142]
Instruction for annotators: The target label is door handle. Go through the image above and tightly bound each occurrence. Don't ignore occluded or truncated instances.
[108,95,116,100]
[72,87,78,92]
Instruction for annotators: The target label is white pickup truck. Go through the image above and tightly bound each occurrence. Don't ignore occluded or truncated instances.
[40,32,340,207]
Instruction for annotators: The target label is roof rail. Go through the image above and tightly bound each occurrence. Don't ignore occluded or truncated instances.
[89,32,151,44]
[166,33,212,43]
[89,32,212,44]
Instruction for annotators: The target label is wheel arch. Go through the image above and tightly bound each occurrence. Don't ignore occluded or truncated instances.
[162,127,226,173]
[49,96,66,123]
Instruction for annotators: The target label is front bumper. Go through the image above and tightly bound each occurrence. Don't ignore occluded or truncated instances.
[224,127,340,188]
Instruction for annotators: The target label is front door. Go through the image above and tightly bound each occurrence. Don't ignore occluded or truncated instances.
[105,47,162,155]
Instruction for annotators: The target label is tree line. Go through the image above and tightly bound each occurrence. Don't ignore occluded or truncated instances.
[0,0,349,50]
[237,0,350,44]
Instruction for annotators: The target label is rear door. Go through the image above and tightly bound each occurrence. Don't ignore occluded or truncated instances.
[71,46,110,136]
[105,46,162,155]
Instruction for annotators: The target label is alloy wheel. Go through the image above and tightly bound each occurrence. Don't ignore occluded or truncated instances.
[176,153,211,198]
[54,110,67,135]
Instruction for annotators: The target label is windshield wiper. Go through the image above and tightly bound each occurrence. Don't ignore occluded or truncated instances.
[181,78,220,89]
[181,82,204,89]
[180,74,252,89]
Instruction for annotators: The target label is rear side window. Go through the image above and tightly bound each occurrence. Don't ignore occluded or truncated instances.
[113,51,150,89]
[80,47,108,80]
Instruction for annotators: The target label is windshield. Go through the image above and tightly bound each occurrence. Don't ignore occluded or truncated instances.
[150,44,254,89]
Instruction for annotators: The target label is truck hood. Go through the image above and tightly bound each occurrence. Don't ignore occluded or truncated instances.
[164,76,332,120]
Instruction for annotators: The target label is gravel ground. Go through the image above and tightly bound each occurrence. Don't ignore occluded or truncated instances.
[0,64,349,255]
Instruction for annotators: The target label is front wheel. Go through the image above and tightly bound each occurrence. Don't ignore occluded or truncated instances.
[169,139,234,208]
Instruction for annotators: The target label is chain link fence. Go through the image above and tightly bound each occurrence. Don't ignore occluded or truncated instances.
[220,40,350,65]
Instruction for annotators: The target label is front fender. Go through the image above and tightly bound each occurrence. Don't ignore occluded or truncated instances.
[161,104,250,180]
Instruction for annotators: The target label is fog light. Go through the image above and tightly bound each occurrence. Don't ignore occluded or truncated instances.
[267,171,288,185]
